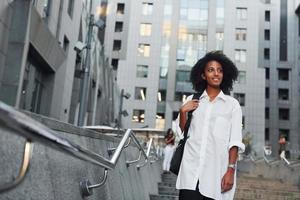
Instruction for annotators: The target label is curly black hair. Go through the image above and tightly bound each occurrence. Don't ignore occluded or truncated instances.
[190,51,238,95]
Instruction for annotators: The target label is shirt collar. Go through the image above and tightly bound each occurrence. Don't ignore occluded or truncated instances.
[200,90,227,102]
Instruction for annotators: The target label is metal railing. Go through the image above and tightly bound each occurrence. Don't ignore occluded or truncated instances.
[0,101,158,197]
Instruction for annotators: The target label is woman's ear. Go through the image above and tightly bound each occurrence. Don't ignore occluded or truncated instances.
[201,73,206,80]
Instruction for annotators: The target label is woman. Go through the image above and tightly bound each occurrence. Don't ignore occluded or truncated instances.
[176,51,245,200]
[163,128,175,173]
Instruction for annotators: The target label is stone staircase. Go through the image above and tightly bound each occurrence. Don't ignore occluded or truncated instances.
[150,172,178,200]
[235,174,300,200]
[150,172,300,200]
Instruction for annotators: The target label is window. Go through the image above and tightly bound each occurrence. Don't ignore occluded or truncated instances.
[21,60,45,114]
[176,70,190,82]
[279,129,289,141]
[63,35,70,52]
[265,107,269,119]
[265,68,269,79]
[138,43,150,57]
[278,88,289,100]
[135,87,147,100]
[235,49,246,63]
[157,90,166,102]
[242,116,245,129]
[156,112,165,129]
[132,109,145,123]
[142,2,153,15]
[236,28,247,41]
[136,65,148,78]
[234,93,245,106]
[264,48,270,60]
[265,10,270,21]
[42,0,51,18]
[278,69,289,80]
[216,32,224,50]
[113,40,121,51]
[236,8,247,20]
[265,29,270,40]
[265,87,269,99]
[140,23,152,36]
[237,71,246,84]
[265,128,269,141]
[111,59,119,70]
[67,0,74,18]
[115,21,123,32]
[174,92,193,102]
[117,3,125,15]
[279,108,289,120]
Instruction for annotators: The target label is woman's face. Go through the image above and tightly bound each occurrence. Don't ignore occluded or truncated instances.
[202,60,223,88]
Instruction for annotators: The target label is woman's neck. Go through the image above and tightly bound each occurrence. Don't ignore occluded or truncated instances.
[206,86,221,101]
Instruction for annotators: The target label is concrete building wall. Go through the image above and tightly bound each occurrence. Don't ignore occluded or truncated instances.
[0,1,12,89]
[105,0,165,129]
[262,0,300,159]
[48,0,82,122]
[0,0,118,126]
[226,0,265,157]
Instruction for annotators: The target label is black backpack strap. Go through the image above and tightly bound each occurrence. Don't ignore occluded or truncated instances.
[183,93,201,141]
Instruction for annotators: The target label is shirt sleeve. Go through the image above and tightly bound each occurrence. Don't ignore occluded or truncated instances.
[228,102,245,153]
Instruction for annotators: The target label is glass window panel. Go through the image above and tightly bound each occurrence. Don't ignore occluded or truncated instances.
[237,71,246,84]
[236,8,247,20]
[135,87,147,100]
[279,108,289,120]
[140,23,152,36]
[142,2,153,15]
[234,93,245,106]
[164,5,172,16]
[187,9,201,20]
[136,65,148,78]
[138,43,151,57]
[132,109,145,123]
[235,49,247,63]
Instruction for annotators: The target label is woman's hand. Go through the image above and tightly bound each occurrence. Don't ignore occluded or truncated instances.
[179,99,199,131]
[221,168,235,193]
[179,99,199,113]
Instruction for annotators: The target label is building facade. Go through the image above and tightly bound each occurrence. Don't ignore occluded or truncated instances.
[104,0,270,156]
[0,0,117,126]
[262,0,300,159]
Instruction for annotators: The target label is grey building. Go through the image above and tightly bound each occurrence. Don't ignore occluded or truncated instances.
[104,0,271,156]
[0,0,117,126]
[262,0,300,159]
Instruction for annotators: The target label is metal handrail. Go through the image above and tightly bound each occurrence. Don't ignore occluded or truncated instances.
[0,101,157,197]
[0,140,32,192]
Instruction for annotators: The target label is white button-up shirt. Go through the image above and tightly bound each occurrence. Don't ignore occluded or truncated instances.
[175,90,245,200]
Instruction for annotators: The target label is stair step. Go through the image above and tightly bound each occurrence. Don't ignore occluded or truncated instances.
[237,176,300,192]
[158,185,179,196]
[149,194,179,200]
[158,182,176,188]
[162,176,177,183]
[235,188,300,200]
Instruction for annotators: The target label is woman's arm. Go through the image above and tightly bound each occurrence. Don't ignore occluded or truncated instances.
[221,102,245,193]
[221,146,238,193]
